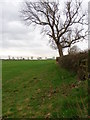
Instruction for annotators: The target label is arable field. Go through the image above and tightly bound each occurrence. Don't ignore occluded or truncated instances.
[2,60,88,118]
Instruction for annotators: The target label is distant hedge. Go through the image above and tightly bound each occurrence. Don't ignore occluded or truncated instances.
[56,51,89,80]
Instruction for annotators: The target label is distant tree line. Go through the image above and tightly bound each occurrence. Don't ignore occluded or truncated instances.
[0,56,56,60]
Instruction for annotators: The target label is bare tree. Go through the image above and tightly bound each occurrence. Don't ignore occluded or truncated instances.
[31,56,33,60]
[68,45,81,55]
[8,56,11,60]
[21,0,87,57]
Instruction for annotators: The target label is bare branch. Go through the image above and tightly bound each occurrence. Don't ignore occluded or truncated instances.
[20,0,87,57]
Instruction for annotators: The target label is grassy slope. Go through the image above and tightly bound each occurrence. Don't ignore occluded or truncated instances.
[2,60,88,118]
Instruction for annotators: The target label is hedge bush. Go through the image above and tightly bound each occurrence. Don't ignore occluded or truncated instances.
[56,51,89,80]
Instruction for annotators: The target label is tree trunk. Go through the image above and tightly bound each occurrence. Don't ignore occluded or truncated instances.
[57,44,63,57]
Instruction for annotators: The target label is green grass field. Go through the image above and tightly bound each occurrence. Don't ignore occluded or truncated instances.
[2,60,88,118]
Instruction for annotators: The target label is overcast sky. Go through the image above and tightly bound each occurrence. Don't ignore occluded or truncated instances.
[0,0,89,59]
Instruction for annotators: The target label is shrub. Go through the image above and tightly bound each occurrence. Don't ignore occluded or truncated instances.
[56,51,88,80]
